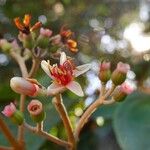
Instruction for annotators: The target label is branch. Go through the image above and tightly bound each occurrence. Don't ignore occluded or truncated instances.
[0,146,13,150]
[0,115,20,149]
[11,50,40,145]
[75,84,116,140]
[74,97,104,140]
[17,95,26,146]
[53,94,76,150]
[28,58,40,78]
[103,98,115,105]
[37,122,43,132]
[100,82,105,97]
[10,51,28,78]
[104,84,116,98]
[24,123,70,148]
[138,85,150,95]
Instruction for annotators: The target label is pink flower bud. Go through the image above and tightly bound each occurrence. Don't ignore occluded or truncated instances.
[112,82,134,102]
[116,62,130,74]
[27,100,45,123]
[51,35,62,45]
[10,77,39,97]
[120,82,134,95]
[37,28,52,48]
[18,32,34,49]
[2,103,16,117]
[111,62,130,85]
[99,61,111,83]
[27,100,43,116]
[40,28,52,37]
[11,40,20,50]
[100,61,110,71]
[2,102,24,125]
[18,32,29,41]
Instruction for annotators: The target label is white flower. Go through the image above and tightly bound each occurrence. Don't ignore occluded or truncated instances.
[41,52,91,97]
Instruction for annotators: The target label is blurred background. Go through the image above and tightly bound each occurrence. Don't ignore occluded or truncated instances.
[0,0,150,150]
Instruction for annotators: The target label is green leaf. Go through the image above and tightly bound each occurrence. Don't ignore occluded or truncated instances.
[113,92,150,150]
[25,130,45,150]
[0,84,17,102]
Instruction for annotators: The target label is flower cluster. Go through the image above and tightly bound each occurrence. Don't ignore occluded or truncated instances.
[0,14,134,150]
[99,61,134,101]
[14,14,42,34]
[10,52,90,97]
[3,52,90,124]
[0,14,83,125]
[0,14,78,56]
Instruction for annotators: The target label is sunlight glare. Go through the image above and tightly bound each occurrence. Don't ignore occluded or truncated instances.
[124,22,150,53]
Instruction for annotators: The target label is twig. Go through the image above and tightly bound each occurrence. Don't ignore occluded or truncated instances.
[138,85,150,95]
[37,122,43,132]
[103,98,115,105]
[100,82,105,97]
[10,50,28,148]
[0,116,20,149]
[17,95,26,148]
[24,123,70,148]
[28,58,40,78]
[104,84,116,98]
[10,51,28,78]
[53,94,76,150]
[0,146,13,150]
[75,84,116,140]
[74,96,104,140]
[12,50,40,146]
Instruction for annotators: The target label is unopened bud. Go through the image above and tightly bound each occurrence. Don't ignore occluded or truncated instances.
[18,32,34,49]
[0,39,12,52]
[111,62,130,85]
[37,28,52,49]
[2,103,24,125]
[51,35,61,45]
[99,61,111,83]
[11,40,20,52]
[113,82,134,102]
[10,77,39,97]
[2,102,16,117]
[27,100,45,123]
[40,28,52,37]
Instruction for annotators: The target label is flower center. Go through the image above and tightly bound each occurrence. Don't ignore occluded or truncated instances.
[50,60,74,85]
[31,105,40,112]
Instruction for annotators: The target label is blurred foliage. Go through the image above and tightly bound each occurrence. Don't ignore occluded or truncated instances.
[0,0,150,150]
[113,92,150,150]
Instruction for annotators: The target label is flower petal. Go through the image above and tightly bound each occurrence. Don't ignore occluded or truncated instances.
[74,63,91,77]
[60,52,67,65]
[66,81,84,97]
[41,60,55,80]
[47,82,65,96]
[41,60,50,76]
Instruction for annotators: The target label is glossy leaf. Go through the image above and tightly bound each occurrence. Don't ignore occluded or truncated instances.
[113,92,150,150]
